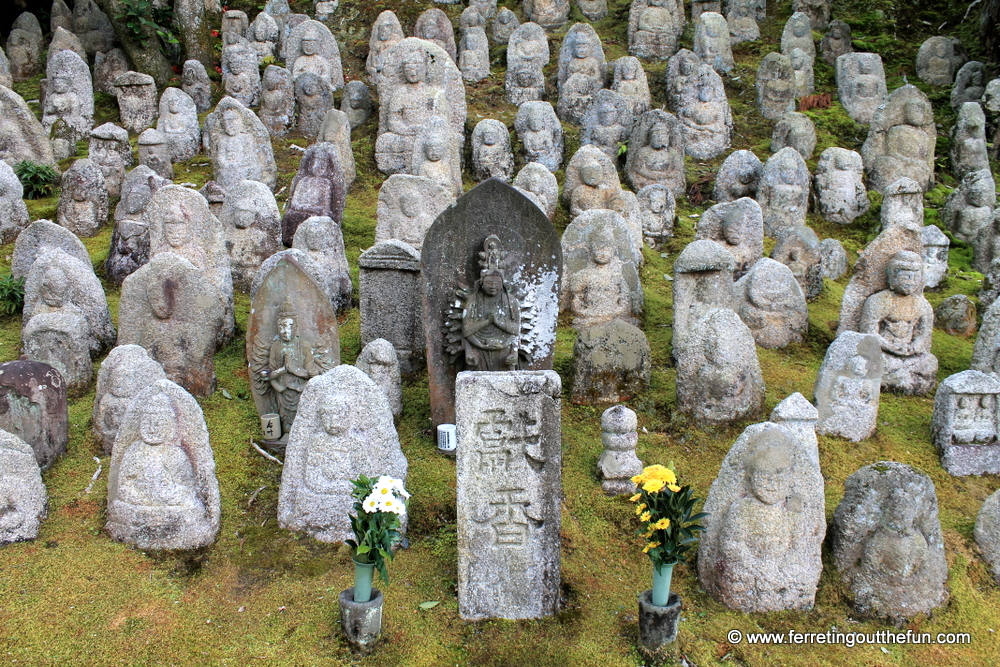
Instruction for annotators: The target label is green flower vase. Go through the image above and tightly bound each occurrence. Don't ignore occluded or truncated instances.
[353,559,375,603]
[651,562,674,607]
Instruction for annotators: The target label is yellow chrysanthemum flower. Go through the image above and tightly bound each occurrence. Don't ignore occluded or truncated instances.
[642,478,665,493]
[667,484,681,493]
[642,541,661,553]
[631,473,645,485]
[640,511,652,522]
[635,503,646,515]
[641,464,677,486]
[629,493,642,502]
[641,531,653,539]
[652,518,671,530]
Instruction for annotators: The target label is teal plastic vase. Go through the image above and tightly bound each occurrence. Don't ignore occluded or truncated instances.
[353,559,375,603]
[651,562,674,607]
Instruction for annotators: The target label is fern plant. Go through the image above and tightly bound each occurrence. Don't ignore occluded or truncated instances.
[13,161,60,199]
[0,274,26,317]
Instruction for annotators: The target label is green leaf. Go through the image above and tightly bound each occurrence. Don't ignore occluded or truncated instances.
[418,601,440,610]
[356,545,371,555]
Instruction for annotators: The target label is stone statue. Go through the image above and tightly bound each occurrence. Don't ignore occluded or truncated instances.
[449,236,522,372]
[858,250,937,395]
[250,299,332,438]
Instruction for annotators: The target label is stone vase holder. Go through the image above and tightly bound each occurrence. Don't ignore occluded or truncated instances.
[339,587,383,655]
[638,590,681,657]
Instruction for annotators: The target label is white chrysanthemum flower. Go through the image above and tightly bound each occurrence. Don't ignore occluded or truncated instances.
[378,496,405,515]
[362,497,379,513]
[391,478,411,499]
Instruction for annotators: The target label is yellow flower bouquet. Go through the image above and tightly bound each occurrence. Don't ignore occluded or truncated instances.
[630,464,707,606]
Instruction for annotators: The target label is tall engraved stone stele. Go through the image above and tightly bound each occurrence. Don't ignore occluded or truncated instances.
[422,179,562,426]
[456,369,562,620]
[247,255,339,443]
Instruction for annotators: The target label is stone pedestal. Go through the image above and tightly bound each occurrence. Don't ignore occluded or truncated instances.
[339,587,383,655]
[638,590,681,656]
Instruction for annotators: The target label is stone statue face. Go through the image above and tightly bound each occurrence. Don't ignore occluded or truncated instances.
[793,22,807,37]
[149,280,173,320]
[278,316,294,342]
[482,274,503,296]
[648,188,666,212]
[573,40,591,59]
[232,202,256,229]
[527,110,544,131]
[163,207,190,248]
[679,59,694,76]
[424,135,445,161]
[320,403,348,435]
[791,52,807,69]
[934,41,948,57]
[378,22,394,40]
[904,100,930,126]
[580,162,602,186]
[881,490,918,534]
[589,231,614,264]
[858,59,872,75]
[517,70,535,87]
[722,217,742,245]
[41,268,69,308]
[52,76,71,94]
[305,224,327,251]
[399,193,420,217]
[888,260,922,296]
[301,36,319,56]
[139,398,176,446]
[697,80,713,103]
[848,354,868,377]
[222,109,242,136]
[621,60,638,80]
[748,444,792,505]
[481,128,498,145]
[420,22,439,39]
[168,98,180,114]
[402,55,427,84]
[598,102,617,126]
[649,123,669,149]
[183,69,197,86]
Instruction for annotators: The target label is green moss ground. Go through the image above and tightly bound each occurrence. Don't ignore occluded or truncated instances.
[1,0,999,665]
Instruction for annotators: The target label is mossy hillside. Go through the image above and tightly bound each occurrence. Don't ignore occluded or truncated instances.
[3,0,1000,665]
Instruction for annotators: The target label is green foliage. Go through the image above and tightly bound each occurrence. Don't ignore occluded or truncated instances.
[115,0,179,48]
[345,474,408,585]
[13,160,60,199]
[0,274,25,317]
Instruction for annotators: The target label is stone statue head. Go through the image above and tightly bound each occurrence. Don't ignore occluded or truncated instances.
[573,39,591,59]
[588,226,615,265]
[481,271,504,296]
[880,487,919,535]
[933,40,948,57]
[516,69,537,88]
[620,59,639,80]
[423,133,446,162]
[847,354,869,378]
[648,122,670,149]
[222,108,243,137]
[304,221,330,251]
[746,433,794,505]
[401,51,428,84]
[301,26,321,56]
[139,393,178,446]
[790,49,808,69]
[41,267,69,308]
[398,192,420,218]
[647,187,667,212]
[277,300,296,342]
[232,200,257,229]
[320,398,349,435]
[903,99,930,126]
[480,126,499,146]
[580,160,603,187]
[163,203,191,249]
[51,75,71,95]
[377,20,395,41]
[792,20,808,37]
[597,101,618,126]
[887,250,923,296]
[721,208,744,245]
[148,276,175,320]
[527,106,546,131]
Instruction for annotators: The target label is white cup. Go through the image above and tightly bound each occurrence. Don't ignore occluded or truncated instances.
[261,414,281,441]
[437,424,457,453]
